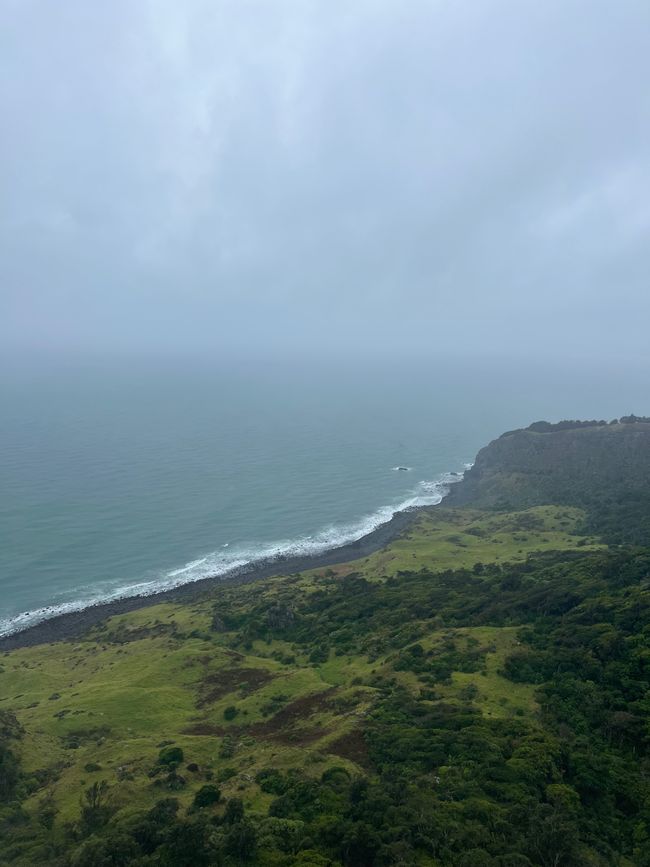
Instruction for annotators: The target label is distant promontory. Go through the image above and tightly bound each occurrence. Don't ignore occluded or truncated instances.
[445,417,650,544]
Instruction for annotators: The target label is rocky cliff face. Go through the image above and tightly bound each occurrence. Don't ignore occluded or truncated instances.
[445,421,650,542]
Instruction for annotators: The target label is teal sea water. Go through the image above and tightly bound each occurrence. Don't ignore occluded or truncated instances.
[0,356,646,636]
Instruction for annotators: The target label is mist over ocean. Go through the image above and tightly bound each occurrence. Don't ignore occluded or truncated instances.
[0,355,645,635]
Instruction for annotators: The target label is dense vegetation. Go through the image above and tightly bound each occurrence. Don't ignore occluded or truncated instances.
[500,416,650,437]
[1,423,650,865]
[2,540,650,865]
[447,420,650,545]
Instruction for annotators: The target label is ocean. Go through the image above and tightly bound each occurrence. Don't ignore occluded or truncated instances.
[0,354,645,636]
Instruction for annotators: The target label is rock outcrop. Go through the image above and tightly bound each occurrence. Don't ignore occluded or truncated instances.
[445,420,650,544]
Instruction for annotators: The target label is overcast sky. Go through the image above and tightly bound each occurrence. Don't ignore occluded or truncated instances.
[1,0,649,361]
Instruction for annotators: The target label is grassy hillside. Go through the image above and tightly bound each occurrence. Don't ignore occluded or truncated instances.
[2,498,649,866]
[352,505,599,578]
[445,420,650,545]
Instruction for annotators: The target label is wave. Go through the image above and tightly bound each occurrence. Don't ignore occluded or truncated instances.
[0,470,464,638]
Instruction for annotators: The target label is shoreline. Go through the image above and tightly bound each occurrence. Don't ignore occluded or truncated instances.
[0,502,443,652]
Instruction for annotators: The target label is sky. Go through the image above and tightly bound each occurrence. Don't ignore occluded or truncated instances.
[1,0,649,362]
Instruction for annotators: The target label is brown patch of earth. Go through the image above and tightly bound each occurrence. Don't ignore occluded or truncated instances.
[274,725,330,746]
[186,687,337,744]
[248,687,337,745]
[327,728,372,769]
[197,667,275,707]
[183,722,227,736]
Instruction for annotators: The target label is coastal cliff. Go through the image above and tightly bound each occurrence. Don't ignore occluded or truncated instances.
[446,418,650,543]
[3,417,650,865]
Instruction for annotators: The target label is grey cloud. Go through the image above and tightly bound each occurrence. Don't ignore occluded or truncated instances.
[1,0,649,359]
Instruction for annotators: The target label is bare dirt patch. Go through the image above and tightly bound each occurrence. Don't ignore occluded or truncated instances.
[186,687,337,744]
[275,725,330,746]
[248,687,337,745]
[183,722,228,736]
[327,728,372,769]
[197,667,275,707]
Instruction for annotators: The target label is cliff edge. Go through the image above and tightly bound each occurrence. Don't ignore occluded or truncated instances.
[445,418,650,544]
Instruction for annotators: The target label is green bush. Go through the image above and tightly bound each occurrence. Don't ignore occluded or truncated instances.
[192,784,221,809]
[223,705,239,721]
[217,767,237,783]
[219,736,236,759]
[158,746,184,766]
[308,645,329,663]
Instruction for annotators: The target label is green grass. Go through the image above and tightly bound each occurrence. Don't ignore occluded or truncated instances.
[354,505,600,578]
[1,504,591,827]
[431,626,538,718]
[1,624,362,821]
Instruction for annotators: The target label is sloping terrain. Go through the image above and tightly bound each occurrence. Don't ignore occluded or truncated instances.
[1,422,650,866]
[445,419,650,544]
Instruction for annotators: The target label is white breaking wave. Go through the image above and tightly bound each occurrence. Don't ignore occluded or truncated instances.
[167,557,209,577]
[0,470,464,638]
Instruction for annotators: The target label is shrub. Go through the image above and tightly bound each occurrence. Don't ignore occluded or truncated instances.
[217,767,237,783]
[321,766,351,791]
[224,797,245,824]
[223,705,239,721]
[256,768,288,795]
[219,736,236,759]
[164,771,186,791]
[309,645,329,664]
[458,683,479,701]
[192,784,221,809]
[158,746,184,766]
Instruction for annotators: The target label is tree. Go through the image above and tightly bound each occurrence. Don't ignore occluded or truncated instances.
[225,819,257,861]
[224,797,245,824]
[192,784,221,809]
[159,821,213,867]
[79,781,112,836]
[70,833,140,867]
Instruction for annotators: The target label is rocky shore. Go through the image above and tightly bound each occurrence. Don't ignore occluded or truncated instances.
[0,504,432,651]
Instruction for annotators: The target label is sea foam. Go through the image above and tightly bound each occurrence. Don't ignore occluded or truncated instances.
[0,470,463,638]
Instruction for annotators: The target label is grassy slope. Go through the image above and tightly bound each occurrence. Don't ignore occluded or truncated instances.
[349,505,599,577]
[0,505,596,831]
